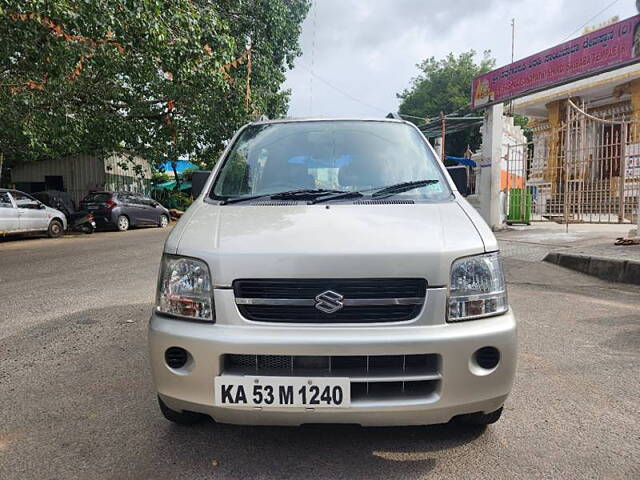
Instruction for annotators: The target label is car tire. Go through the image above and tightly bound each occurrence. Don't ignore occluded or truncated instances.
[159,214,169,228]
[158,396,207,425]
[116,215,130,232]
[47,219,64,238]
[459,407,503,427]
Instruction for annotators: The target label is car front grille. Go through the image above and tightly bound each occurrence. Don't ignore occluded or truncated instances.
[223,354,441,403]
[233,278,427,323]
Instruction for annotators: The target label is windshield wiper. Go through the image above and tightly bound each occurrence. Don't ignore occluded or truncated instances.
[221,189,343,205]
[221,192,273,205]
[371,179,439,198]
[271,188,343,200]
[309,190,363,204]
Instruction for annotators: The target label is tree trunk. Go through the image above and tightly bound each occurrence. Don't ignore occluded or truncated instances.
[171,161,181,190]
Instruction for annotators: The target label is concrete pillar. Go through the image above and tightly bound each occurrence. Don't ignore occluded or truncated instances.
[479,103,504,229]
[433,137,443,160]
[544,100,563,192]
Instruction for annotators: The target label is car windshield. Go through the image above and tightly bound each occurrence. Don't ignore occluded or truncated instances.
[82,193,111,203]
[210,121,451,202]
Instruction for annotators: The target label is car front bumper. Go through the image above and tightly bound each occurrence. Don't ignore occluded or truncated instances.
[148,297,517,427]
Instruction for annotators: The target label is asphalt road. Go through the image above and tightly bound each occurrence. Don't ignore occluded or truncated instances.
[1,228,639,479]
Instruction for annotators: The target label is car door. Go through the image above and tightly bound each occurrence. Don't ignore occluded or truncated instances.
[10,191,48,231]
[0,192,20,232]
[138,195,161,224]
[119,193,144,225]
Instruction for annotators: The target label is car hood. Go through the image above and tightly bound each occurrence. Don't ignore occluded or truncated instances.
[169,201,489,287]
[45,206,66,218]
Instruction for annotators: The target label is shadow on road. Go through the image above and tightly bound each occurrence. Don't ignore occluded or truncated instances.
[149,420,486,478]
[0,232,50,244]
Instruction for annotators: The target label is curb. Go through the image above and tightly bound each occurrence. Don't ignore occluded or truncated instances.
[543,252,640,285]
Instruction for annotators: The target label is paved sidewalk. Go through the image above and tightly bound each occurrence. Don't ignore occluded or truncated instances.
[496,223,640,284]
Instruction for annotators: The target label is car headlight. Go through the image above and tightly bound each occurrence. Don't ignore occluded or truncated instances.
[448,252,508,322]
[156,254,214,321]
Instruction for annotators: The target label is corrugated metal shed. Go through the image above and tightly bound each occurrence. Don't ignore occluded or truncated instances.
[11,154,152,205]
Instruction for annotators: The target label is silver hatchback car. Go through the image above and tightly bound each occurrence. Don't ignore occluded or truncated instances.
[148,118,517,429]
[0,189,67,238]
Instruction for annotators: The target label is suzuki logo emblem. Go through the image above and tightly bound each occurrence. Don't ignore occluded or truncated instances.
[314,290,344,314]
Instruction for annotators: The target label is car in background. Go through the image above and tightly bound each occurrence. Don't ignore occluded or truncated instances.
[0,188,68,238]
[33,190,96,234]
[79,191,170,231]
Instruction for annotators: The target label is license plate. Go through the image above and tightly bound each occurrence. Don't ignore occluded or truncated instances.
[214,376,350,408]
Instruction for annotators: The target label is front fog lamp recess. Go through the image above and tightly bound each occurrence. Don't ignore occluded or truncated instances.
[448,252,508,321]
[165,347,189,369]
[474,347,500,370]
[156,255,214,321]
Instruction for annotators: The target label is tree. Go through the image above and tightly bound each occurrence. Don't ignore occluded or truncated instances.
[0,0,310,171]
[513,113,533,143]
[397,50,495,157]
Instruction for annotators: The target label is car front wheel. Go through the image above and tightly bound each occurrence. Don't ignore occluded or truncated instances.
[47,219,64,238]
[116,215,130,232]
[159,214,169,228]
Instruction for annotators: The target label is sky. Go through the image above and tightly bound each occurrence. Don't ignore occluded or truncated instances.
[283,0,638,118]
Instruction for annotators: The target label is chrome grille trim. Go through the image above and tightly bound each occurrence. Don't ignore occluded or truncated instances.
[235,297,425,306]
[233,278,427,323]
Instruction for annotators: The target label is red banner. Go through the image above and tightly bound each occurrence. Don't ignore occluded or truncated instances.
[471,15,640,109]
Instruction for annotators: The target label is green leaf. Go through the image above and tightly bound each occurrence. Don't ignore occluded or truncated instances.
[0,0,310,170]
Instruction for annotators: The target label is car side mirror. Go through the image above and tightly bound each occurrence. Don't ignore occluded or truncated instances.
[445,166,469,197]
[191,170,212,198]
[38,202,47,209]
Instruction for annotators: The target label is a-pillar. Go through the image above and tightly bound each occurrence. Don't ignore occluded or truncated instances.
[479,103,504,229]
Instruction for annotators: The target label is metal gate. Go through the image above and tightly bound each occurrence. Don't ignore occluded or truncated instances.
[505,100,640,225]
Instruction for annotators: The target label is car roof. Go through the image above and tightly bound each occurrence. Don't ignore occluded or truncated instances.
[82,191,146,197]
[88,190,138,195]
[248,117,409,126]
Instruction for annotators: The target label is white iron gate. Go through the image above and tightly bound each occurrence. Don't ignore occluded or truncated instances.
[505,100,640,225]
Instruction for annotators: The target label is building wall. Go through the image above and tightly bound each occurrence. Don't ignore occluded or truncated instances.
[11,153,153,206]
[470,112,527,224]
[11,156,105,205]
[103,154,152,195]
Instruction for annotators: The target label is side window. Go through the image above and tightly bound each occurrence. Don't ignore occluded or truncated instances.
[11,192,40,209]
[139,196,156,207]
[0,192,14,208]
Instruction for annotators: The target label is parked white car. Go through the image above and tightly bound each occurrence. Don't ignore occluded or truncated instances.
[0,189,68,238]
[148,118,517,429]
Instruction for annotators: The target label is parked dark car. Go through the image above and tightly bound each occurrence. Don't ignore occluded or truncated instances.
[79,191,170,231]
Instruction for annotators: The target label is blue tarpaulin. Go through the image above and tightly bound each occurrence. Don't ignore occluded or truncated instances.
[160,160,197,174]
[445,156,476,167]
[153,180,192,191]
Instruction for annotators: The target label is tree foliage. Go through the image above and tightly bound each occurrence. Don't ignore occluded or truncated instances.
[397,50,495,157]
[0,0,310,168]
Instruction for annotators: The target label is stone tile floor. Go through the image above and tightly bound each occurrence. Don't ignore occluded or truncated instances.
[496,223,640,263]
